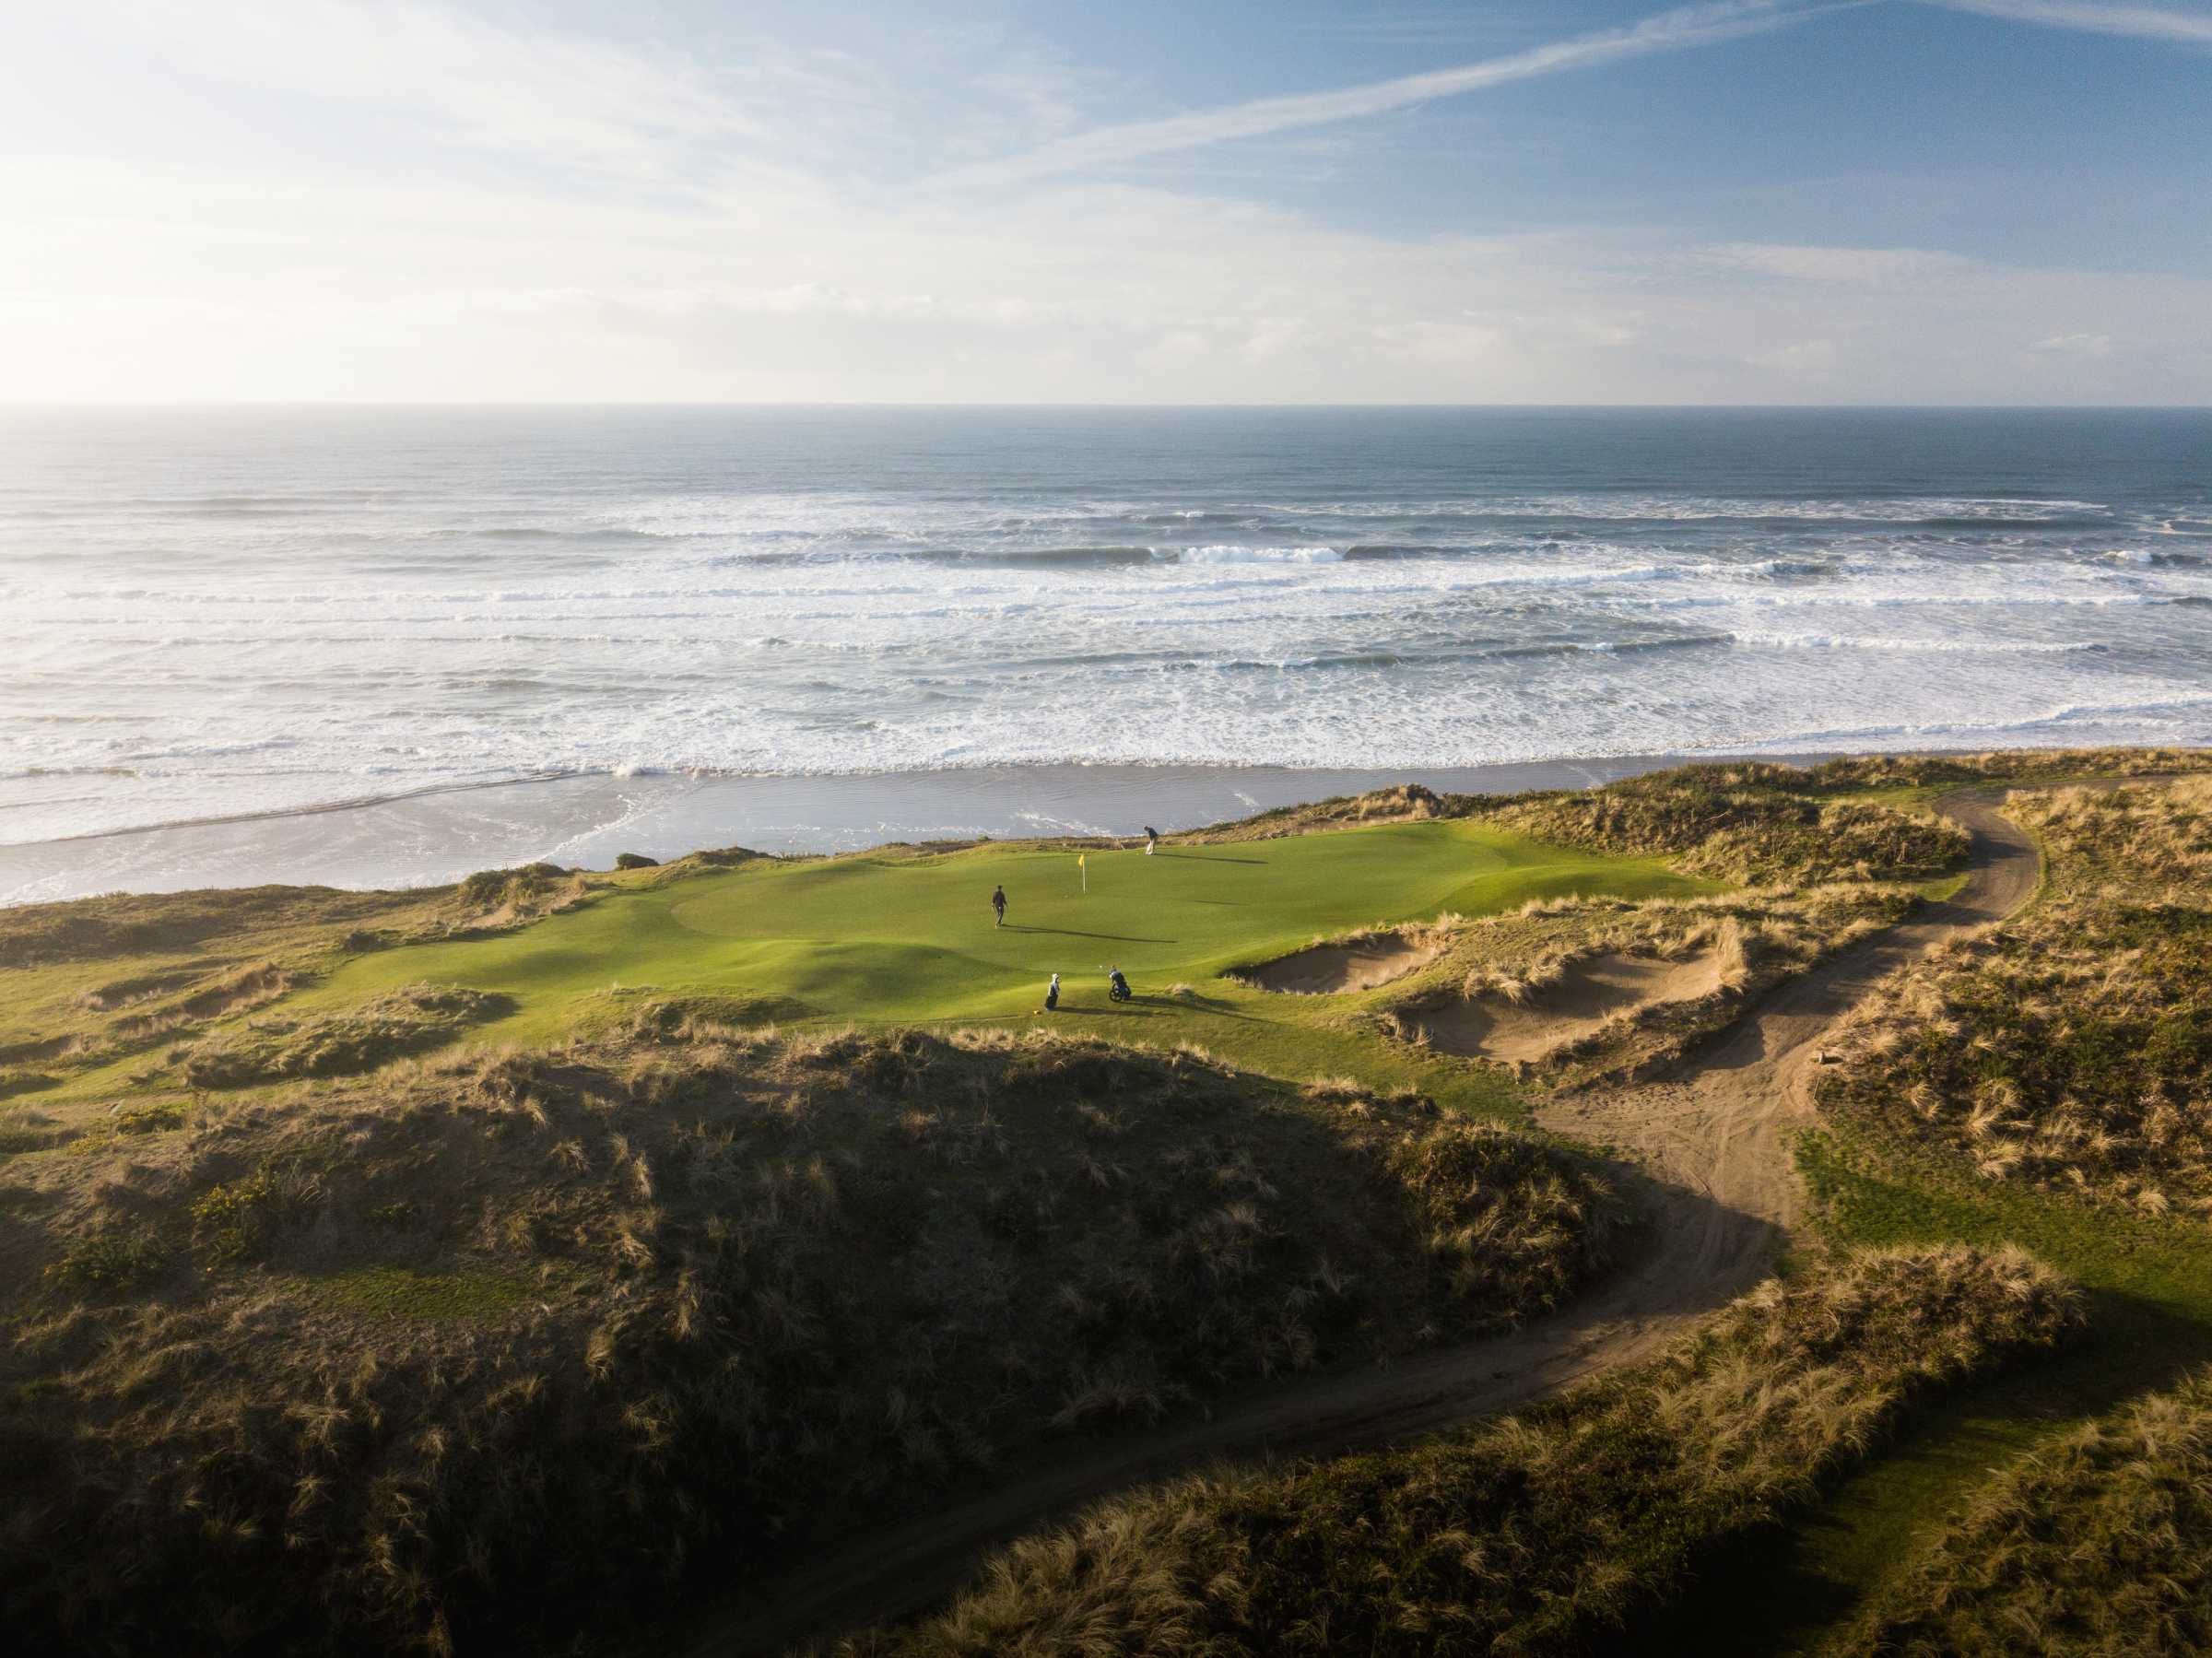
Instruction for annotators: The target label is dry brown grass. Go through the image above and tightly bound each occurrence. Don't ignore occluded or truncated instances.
[1819,778,2212,1212]
[1181,783,1448,842]
[835,1245,2083,1656]
[179,983,512,1088]
[1805,747,2212,792]
[1382,883,1919,1086]
[0,1025,1625,1653]
[1477,764,1970,886]
[0,884,439,970]
[1835,1366,2212,1657]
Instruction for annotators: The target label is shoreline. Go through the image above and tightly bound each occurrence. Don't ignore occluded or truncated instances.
[8,740,2197,909]
[0,752,1846,908]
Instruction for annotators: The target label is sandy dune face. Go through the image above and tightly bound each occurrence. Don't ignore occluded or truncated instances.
[1423,950,1726,1064]
[1243,933,1446,994]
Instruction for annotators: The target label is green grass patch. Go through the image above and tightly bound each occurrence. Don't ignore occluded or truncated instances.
[295,1264,546,1323]
[42,1227,166,1296]
[258,821,1708,1120]
[1656,1124,2212,1654]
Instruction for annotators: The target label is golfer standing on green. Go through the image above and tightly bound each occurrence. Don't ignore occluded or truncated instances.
[992,884,1006,927]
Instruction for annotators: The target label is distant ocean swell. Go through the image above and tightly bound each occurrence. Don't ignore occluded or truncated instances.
[4,406,2209,846]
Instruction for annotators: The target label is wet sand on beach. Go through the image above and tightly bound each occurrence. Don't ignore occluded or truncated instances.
[0,753,1834,906]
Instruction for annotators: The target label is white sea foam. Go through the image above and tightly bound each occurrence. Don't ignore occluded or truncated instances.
[5,408,2208,853]
[1166,545,1343,564]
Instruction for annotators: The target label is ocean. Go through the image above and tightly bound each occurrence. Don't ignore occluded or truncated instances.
[3,406,2207,900]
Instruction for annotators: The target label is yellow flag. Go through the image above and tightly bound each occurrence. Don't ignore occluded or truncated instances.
[1077,853,1087,869]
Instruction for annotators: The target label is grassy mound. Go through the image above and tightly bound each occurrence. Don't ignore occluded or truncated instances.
[1820,778,2212,1213]
[182,984,513,1088]
[1478,764,1969,886]
[1,1028,1625,1653]
[0,884,433,970]
[1187,783,1448,842]
[1804,747,2212,791]
[0,862,608,1103]
[840,1245,2081,1656]
[1840,1368,2212,1656]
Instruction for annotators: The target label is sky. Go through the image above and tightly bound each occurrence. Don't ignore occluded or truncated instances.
[3,0,2209,404]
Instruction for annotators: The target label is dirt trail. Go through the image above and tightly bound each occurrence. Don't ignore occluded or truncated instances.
[686,791,2041,1658]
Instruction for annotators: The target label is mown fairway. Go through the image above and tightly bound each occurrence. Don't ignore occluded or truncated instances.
[273,819,1710,1115]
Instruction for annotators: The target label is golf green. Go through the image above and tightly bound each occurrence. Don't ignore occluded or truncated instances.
[276,820,1712,1110]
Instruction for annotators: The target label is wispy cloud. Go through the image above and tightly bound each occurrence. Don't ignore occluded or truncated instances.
[2028,331,2116,355]
[1700,241,1979,284]
[5,0,2209,401]
[54,0,771,182]
[931,0,1844,190]
[1928,0,2212,45]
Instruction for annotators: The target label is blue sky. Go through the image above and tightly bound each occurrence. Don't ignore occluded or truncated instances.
[3,0,2208,401]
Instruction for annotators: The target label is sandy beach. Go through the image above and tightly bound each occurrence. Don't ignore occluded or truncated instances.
[0,753,1841,905]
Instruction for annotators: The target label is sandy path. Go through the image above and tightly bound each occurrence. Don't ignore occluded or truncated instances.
[681,790,2040,1657]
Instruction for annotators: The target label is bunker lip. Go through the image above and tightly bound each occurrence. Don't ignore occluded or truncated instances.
[1240,932,1447,995]
[1422,949,1726,1064]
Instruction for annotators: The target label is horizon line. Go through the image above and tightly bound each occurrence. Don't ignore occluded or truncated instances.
[6,399,2210,412]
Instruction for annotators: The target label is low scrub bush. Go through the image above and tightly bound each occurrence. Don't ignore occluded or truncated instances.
[41,1228,165,1295]
[187,1159,321,1266]
[0,886,428,969]
[847,1246,2083,1656]
[1806,747,2212,792]
[1188,783,1446,841]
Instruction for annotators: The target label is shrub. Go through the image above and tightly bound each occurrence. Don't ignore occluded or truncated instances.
[453,862,572,912]
[42,1229,165,1295]
[614,852,660,870]
[188,1162,293,1265]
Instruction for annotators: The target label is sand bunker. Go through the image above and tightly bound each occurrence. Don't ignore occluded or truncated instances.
[1424,950,1724,1064]
[1245,933,1444,994]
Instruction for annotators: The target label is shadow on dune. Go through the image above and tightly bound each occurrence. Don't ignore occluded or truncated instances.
[679,1160,1771,1658]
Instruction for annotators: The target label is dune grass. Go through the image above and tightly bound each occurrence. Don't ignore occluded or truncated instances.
[1474,762,1971,886]
[1817,777,2212,1214]
[1654,1126,2212,1655]
[833,1245,2083,1657]
[6,756,2204,1653]
[1,1028,1628,1654]
[1832,1365,2212,1655]
[1646,772,2212,1652]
